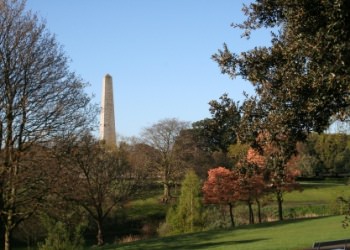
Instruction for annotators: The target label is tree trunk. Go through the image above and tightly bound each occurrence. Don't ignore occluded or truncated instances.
[247,201,254,224]
[4,226,12,250]
[256,198,262,223]
[276,191,283,221]
[163,182,170,203]
[228,203,235,227]
[96,220,104,246]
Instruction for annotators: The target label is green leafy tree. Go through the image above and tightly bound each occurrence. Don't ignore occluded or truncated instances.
[214,0,350,136]
[193,93,241,154]
[165,170,203,234]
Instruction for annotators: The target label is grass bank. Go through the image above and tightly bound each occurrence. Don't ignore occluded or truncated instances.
[98,216,349,250]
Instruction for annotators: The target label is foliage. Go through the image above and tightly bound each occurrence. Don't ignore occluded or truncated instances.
[173,129,216,179]
[296,133,350,176]
[212,0,350,219]
[203,167,240,227]
[163,170,203,235]
[193,94,240,154]
[38,214,85,250]
[214,0,350,137]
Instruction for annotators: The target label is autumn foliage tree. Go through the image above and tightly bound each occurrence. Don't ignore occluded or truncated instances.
[244,136,301,221]
[202,167,240,227]
[236,151,266,224]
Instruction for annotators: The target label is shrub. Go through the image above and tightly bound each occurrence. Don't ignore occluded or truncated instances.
[38,215,85,250]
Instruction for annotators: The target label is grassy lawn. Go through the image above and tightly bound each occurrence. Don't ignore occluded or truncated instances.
[98,216,350,250]
[285,182,350,204]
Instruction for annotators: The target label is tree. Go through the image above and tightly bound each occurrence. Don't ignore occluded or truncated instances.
[212,0,350,160]
[236,148,266,224]
[202,167,240,227]
[245,136,301,221]
[0,1,94,249]
[165,170,203,234]
[172,129,216,179]
[313,133,350,175]
[193,93,241,154]
[55,134,143,246]
[213,1,350,220]
[141,118,190,203]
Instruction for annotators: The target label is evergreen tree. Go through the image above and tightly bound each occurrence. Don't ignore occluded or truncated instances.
[166,170,203,234]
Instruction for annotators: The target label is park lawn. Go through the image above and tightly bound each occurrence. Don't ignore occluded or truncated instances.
[98,216,350,250]
[285,183,350,204]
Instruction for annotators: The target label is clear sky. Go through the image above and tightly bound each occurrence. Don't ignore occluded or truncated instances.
[25,0,271,138]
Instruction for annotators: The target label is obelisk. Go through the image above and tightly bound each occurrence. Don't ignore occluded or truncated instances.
[99,74,116,146]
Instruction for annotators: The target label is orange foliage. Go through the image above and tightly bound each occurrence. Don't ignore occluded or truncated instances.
[202,167,240,205]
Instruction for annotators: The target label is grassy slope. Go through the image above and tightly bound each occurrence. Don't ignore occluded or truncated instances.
[97,183,350,250]
[100,216,350,250]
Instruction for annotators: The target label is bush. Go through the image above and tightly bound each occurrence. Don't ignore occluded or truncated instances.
[38,215,85,250]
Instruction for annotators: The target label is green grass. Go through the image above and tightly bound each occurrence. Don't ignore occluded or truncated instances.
[97,216,350,250]
[285,183,350,204]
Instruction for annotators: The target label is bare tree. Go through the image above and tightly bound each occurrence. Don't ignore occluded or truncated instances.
[141,118,190,203]
[55,134,144,246]
[0,1,94,249]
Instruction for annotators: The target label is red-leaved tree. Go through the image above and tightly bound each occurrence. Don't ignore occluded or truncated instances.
[245,134,301,221]
[202,167,240,227]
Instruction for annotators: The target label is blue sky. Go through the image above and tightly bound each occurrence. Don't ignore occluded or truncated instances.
[25,0,271,138]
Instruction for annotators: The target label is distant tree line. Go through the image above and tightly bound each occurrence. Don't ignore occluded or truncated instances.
[297,133,350,177]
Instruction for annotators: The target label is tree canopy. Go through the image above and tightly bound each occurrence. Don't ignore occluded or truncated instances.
[213,0,350,146]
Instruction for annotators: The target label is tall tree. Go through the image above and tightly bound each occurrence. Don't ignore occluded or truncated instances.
[166,170,203,234]
[141,118,190,203]
[212,0,348,220]
[213,0,350,148]
[0,1,94,249]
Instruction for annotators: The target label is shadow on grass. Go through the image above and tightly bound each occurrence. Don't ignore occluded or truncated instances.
[114,237,268,250]
[106,228,269,250]
[102,217,331,250]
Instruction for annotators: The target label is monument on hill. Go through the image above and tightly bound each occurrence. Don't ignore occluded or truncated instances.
[99,74,116,146]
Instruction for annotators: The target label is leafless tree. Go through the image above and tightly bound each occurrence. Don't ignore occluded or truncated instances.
[141,118,190,203]
[0,1,95,249]
[55,134,145,246]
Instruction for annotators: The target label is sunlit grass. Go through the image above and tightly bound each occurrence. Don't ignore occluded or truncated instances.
[285,182,350,204]
[98,216,350,250]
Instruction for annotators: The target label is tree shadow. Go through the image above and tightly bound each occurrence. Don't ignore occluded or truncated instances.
[115,233,268,250]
